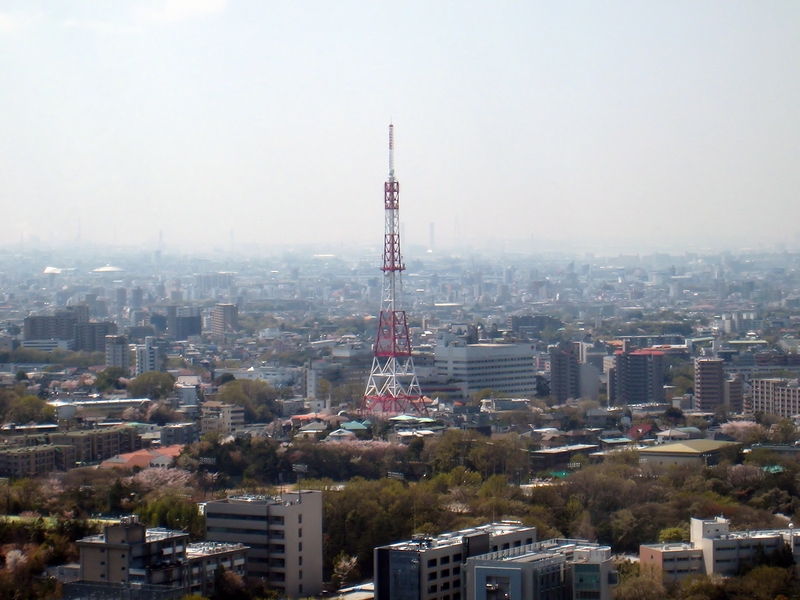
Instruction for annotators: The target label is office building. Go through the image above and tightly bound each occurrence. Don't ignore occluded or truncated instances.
[211,303,238,339]
[610,348,664,406]
[465,539,616,600]
[374,522,537,600]
[435,344,537,397]
[204,491,323,598]
[641,516,800,582]
[694,358,725,412]
[136,336,158,376]
[105,335,130,371]
[751,378,800,418]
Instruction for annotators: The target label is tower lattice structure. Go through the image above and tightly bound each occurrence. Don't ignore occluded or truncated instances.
[362,125,426,415]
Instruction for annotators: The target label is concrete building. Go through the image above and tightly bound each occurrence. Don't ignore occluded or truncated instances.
[611,349,664,406]
[105,335,130,371]
[694,358,725,412]
[435,344,537,397]
[77,517,188,589]
[211,303,239,339]
[0,444,75,477]
[200,401,245,434]
[751,378,800,418]
[74,321,118,352]
[724,373,744,413]
[641,516,800,582]
[136,336,158,376]
[465,539,616,600]
[204,491,323,598]
[374,522,537,600]
[550,348,579,403]
[50,426,142,465]
[160,422,199,446]
[185,541,248,597]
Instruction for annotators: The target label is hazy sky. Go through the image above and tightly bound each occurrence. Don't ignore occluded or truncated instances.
[1,1,799,254]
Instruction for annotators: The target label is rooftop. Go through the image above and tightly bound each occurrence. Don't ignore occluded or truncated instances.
[186,542,248,558]
[382,521,533,552]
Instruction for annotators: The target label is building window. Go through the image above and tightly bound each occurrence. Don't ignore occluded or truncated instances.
[298,514,302,524]
[441,556,450,565]
[428,585,437,594]
[299,584,302,595]
[428,572,438,580]
[453,553,462,562]
[453,566,461,576]
[298,528,302,538]
[299,570,302,580]
[441,569,450,577]
[298,556,302,566]
[428,558,437,568]
[298,542,302,552]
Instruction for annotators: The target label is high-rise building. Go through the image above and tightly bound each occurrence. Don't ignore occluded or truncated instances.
[105,335,130,371]
[130,287,144,309]
[549,347,579,403]
[211,303,238,339]
[135,336,158,376]
[694,358,725,412]
[611,349,664,405]
[724,373,744,413]
[115,287,127,308]
[74,321,118,352]
[204,491,323,598]
[23,305,89,342]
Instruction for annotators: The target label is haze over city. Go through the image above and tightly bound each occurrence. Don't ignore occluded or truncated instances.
[1,1,799,255]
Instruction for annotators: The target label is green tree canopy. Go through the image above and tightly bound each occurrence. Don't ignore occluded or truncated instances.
[128,371,176,400]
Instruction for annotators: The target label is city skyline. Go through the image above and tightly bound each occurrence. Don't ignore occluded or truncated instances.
[1,1,799,253]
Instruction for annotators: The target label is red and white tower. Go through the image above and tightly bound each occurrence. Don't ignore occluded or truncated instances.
[362,125,426,415]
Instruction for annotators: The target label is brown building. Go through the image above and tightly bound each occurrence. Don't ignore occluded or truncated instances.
[694,358,725,412]
[204,491,323,598]
[0,444,75,478]
[211,304,238,339]
[50,426,142,465]
[77,516,188,589]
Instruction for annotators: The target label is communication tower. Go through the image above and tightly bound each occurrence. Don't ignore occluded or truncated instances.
[362,125,427,415]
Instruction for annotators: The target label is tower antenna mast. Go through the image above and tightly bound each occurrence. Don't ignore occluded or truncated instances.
[362,125,426,415]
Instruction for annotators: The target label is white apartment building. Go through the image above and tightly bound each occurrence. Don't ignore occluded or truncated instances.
[434,343,537,396]
[200,401,245,434]
[135,336,158,376]
[751,378,800,418]
[204,491,322,598]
